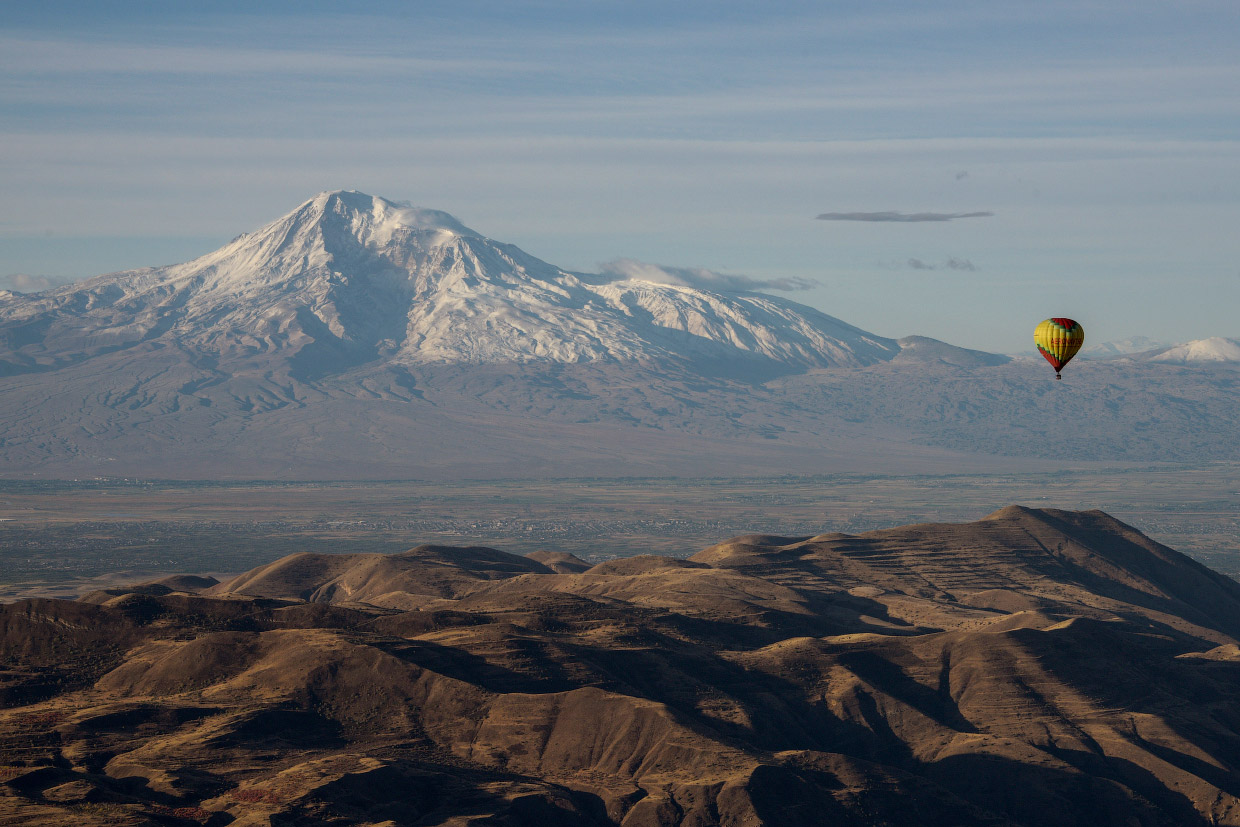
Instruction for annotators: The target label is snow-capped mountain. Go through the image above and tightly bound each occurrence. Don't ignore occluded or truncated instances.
[1144,337,1240,364]
[20,190,1234,482]
[0,191,898,375]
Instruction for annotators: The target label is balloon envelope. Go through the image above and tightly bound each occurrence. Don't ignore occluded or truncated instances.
[1034,318,1084,376]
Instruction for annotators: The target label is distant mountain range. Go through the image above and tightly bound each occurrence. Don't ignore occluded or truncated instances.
[1145,336,1240,363]
[1,191,1238,479]
[3,507,1239,824]
[1079,335,1170,358]
[1082,335,1240,363]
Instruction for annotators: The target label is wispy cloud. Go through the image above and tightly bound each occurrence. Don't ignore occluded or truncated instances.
[1,36,535,77]
[0,273,80,292]
[597,259,818,292]
[817,211,993,222]
[905,258,978,271]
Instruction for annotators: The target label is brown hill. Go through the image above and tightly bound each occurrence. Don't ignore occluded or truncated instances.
[211,544,552,610]
[2,508,1240,825]
[526,550,593,574]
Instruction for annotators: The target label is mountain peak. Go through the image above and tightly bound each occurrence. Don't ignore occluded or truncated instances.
[175,190,483,292]
[306,190,480,241]
[0,191,904,375]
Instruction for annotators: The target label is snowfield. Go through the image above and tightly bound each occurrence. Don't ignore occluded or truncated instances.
[0,191,901,372]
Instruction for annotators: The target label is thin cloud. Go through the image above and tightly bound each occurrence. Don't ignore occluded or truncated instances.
[816,210,993,222]
[597,259,818,292]
[3,36,535,78]
[0,273,81,293]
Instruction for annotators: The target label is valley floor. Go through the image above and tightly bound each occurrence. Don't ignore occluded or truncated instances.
[2,464,1239,600]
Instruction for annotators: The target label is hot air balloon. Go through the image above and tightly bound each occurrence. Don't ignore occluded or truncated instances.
[1034,318,1084,379]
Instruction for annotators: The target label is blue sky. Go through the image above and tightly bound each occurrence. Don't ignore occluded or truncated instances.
[3,1,1238,351]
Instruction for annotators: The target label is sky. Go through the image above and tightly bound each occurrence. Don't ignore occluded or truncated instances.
[2,1,1238,352]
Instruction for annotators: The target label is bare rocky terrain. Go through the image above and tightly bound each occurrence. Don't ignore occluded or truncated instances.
[3,506,1240,825]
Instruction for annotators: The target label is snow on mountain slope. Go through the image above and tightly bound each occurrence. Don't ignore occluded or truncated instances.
[890,335,1011,367]
[1145,337,1240,364]
[0,191,898,374]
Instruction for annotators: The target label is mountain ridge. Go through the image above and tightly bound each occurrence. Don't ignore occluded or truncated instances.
[3,192,1240,478]
[0,190,906,373]
[1145,336,1240,363]
[4,507,1240,825]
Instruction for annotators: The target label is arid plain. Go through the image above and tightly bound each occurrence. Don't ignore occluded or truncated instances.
[3,464,1239,601]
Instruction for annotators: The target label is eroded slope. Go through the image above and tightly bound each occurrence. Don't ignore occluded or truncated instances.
[3,508,1240,826]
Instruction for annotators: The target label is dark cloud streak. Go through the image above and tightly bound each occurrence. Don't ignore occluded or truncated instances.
[905,257,978,272]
